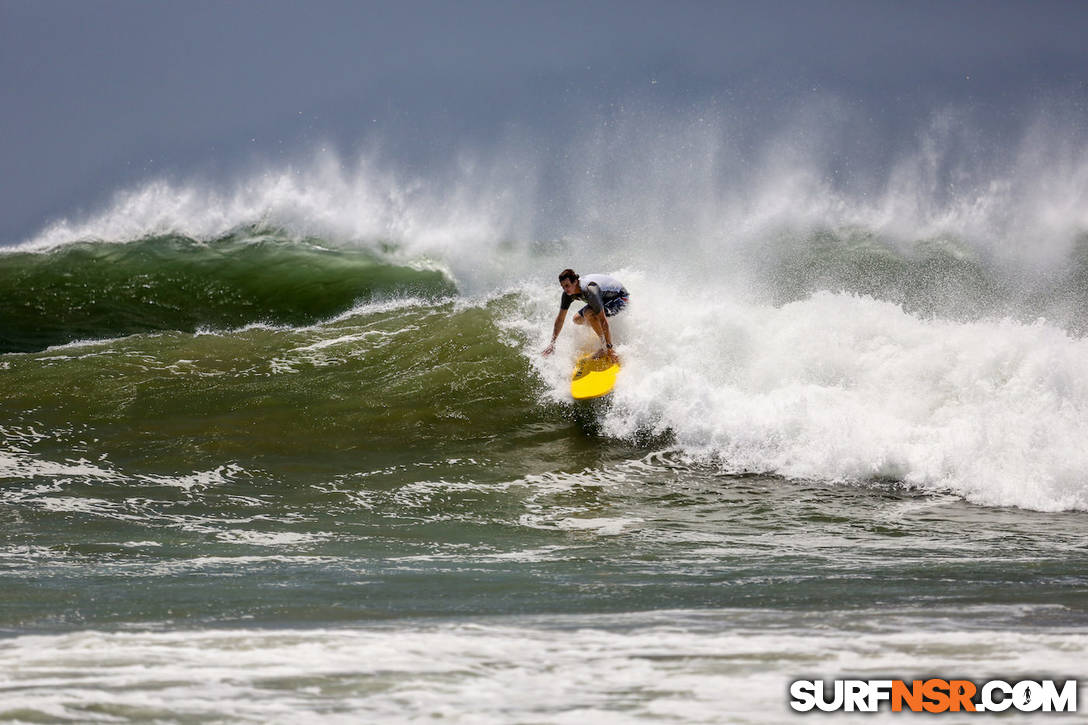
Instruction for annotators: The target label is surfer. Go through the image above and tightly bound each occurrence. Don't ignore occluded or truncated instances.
[542,269,628,358]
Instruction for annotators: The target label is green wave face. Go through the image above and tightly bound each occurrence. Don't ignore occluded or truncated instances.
[0,294,599,483]
[0,232,456,353]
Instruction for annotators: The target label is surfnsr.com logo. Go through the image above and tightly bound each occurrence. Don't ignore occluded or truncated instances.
[790,679,1078,713]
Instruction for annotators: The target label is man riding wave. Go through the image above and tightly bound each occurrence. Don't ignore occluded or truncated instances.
[542,268,629,359]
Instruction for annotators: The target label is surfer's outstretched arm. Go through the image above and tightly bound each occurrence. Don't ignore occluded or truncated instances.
[542,309,568,356]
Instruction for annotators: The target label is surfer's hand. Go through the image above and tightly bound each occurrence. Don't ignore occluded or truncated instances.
[542,344,555,356]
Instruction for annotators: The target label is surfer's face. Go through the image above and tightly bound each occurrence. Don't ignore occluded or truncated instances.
[560,279,579,295]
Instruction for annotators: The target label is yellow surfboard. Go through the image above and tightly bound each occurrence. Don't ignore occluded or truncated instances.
[570,353,621,400]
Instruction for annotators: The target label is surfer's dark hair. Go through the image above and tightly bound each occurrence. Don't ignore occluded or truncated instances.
[558,269,579,283]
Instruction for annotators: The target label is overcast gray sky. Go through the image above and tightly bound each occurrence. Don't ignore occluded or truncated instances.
[2,0,1087,244]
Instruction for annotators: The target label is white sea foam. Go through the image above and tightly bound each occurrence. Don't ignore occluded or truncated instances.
[0,612,1083,724]
[0,453,118,482]
[516,270,1088,512]
[215,530,333,547]
[553,516,643,536]
[141,464,245,491]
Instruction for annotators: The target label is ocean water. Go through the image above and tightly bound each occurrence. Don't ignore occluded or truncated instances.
[3,108,1088,722]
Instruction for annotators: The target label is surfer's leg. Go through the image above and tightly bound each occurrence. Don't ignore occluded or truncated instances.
[573,305,592,326]
[581,309,604,337]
